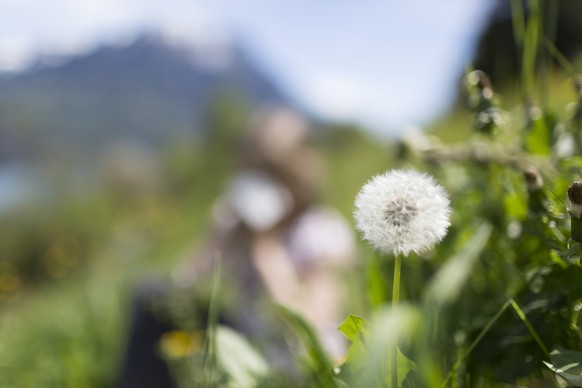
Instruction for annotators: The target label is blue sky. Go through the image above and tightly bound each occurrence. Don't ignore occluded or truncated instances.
[0,0,495,136]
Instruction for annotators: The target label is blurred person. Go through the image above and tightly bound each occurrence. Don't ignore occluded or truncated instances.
[118,106,355,387]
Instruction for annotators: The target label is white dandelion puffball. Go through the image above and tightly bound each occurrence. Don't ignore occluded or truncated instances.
[354,169,451,256]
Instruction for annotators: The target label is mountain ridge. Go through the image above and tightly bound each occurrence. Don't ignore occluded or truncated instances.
[0,34,295,162]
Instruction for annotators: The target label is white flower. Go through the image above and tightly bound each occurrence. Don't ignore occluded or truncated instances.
[354,169,451,256]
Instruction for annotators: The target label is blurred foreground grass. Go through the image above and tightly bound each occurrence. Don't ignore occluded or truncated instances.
[0,276,124,387]
[0,120,389,386]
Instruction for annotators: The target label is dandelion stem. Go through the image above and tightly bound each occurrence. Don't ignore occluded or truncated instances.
[392,253,402,308]
[391,253,402,387]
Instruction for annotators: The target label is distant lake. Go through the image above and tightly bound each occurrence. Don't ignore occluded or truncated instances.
[0,164,39,213]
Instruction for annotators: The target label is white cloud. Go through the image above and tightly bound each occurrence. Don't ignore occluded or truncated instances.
[302,73,368,122]
[0,36,36,71]
[0,0,219,71]
[300,70,447,136]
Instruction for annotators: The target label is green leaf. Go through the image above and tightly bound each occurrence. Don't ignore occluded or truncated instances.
[526,115,551,156]
[345,306,421,387]
[385,348,418,388]
[215,325,269,388]
[338,315,370,344]
[375,309,419,387]
[503,191,527,220]
[276,305,338,387]
[544,349,582,387]
[338,315,371,376]
[424,223,492,308]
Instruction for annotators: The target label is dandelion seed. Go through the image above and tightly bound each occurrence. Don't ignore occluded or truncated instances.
[354,169,451,256]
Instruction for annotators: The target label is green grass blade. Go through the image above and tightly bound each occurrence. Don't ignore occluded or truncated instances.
[276,305,338,387]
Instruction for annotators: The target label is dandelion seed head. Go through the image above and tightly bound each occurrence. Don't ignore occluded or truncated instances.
[384,197,418,227]
[354,169,451,256]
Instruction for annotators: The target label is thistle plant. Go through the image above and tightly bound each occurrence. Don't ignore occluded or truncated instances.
[523,166,548,215]
[465,70,506,135]
[568,180,582,243]
[354,169,450,386]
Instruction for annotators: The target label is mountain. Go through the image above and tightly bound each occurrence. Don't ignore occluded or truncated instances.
[0,34,294,162]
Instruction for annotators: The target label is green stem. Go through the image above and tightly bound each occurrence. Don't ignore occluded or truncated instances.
[441,298,555,388]
[509,299,550,357]
[392,254,402,307]
[544,38,577,76]
[441,299,511,388]
[572,215,582,243]
[391,253,402,387]
[203,255,222,386]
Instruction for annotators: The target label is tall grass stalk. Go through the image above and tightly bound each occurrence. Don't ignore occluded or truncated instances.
[441,298,555,388]
[202,255,222,386]
[544,38,578,76]
[521,0,541,99]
